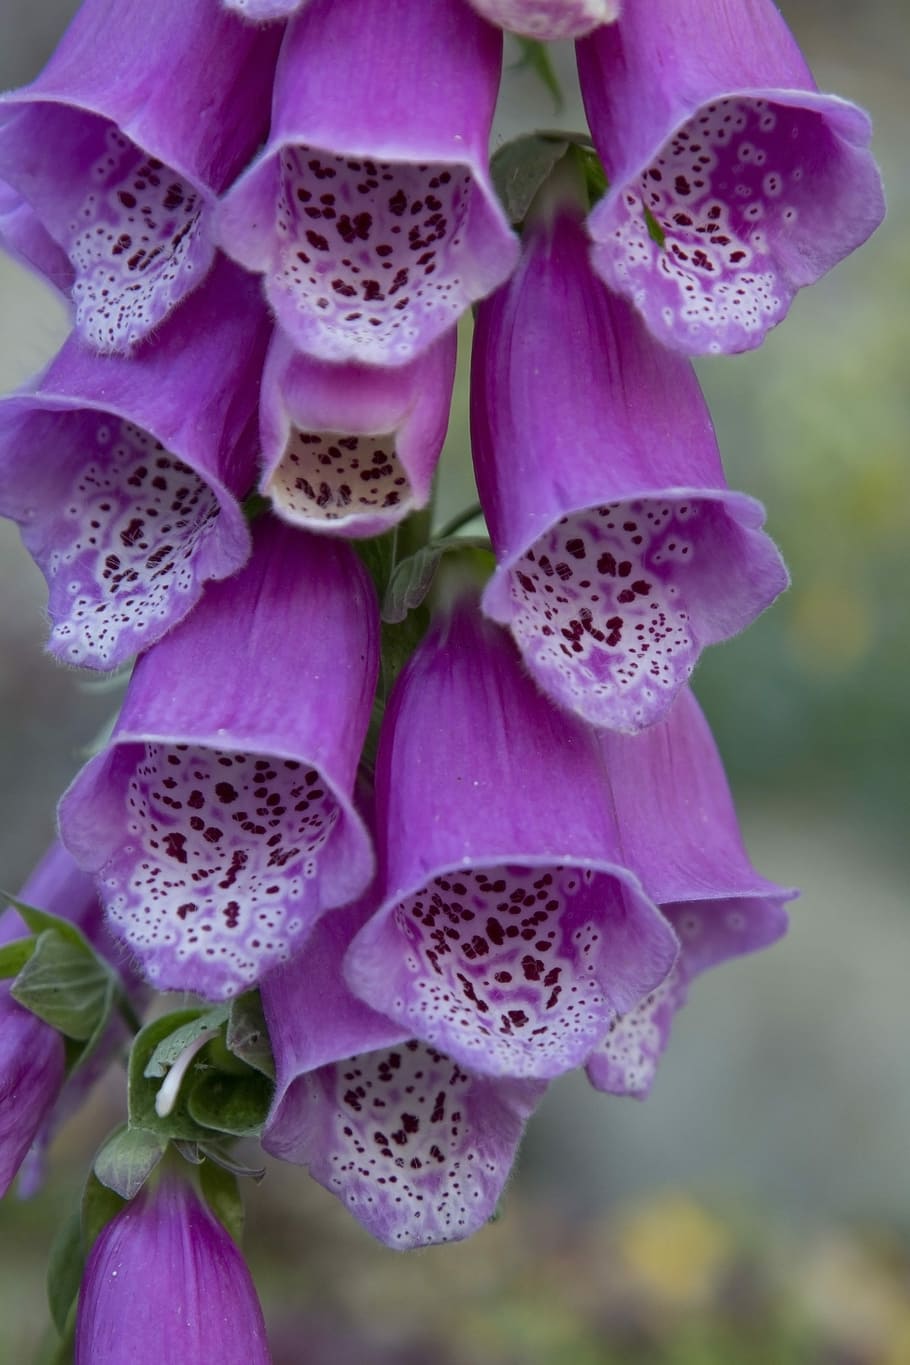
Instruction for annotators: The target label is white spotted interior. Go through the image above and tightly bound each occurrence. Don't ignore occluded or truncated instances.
[102,746,341,997]
[46,416,220,669]
[275,147,472,361]
[69,124,208,349]
[470,0,613,39]
[267,428,411,527]
[587,973,680,1097]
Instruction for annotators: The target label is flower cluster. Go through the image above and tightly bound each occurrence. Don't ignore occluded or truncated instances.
[0,0,881,1353]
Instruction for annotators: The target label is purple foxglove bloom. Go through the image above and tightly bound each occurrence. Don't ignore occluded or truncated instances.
[217,0,518,367]
[58,519,379,1000]
[0,0,280,351]
[260,324,456,537]
[0,257,269,671]
[576,0,885,355]
[466,0,618,41]
[75,1173,271,1364]
[586,688,794,1097]
[0,180,74,294]
[344,597,678,1082]
[263,899,544,1247]
[472,205,788,735]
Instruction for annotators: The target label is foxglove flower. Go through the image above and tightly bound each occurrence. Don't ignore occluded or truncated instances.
[577,0,885,355]
[467,0,618,41]
[260,324,456,537]
[0,180,73,294]
[472,204,788,734]
[345,596,678,1081]
[75,1173,271,1364]
[218,0,518,366]
[586,688,794,1097]
[58,519,379,1000]
[263,899,543,1247]
[0,257,269,671]
[0,0,280,350]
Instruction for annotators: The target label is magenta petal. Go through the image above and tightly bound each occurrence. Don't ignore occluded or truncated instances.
[0,257,269,671]
[473,208,788,734]
[217,0,518,366]
[577,0,885,355]
[585,688,793,1097]
[57,520,379,1000]
[467,0,618,40]
[0,987,65,1198]
[75,1175,271,1364]
[345,599,678,1081]
[223,0,304,18]
[0,180,74,296]
[0,0,280,350]
[260,325,456,537]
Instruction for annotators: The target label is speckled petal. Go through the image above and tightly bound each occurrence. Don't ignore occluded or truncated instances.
[467,0,618,41]
[473,208,788,734]
[0,257,268,671]
[345,598,678,1081]
[58,520,379,1000]
[217,0,518,366]
[0,0,280,350]
[577,0,884,355]
[260,324,456,537]
[585,688,793,1096]
[75,1175,270,1364]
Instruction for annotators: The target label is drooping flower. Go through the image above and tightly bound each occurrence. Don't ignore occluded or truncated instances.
[263,898,544,1247]
[0,256,269,671]
[466,0,618,41]
[586,687,794,1097]
[576,0,885,355]
[0,0,281,351]
[344,594,678,1081]
[259,323,456,537]
[58,519,379,1000]
[217,0,518,367]
[0,179,73,294]
[472,201,788,734]
[75,1172,271,1364]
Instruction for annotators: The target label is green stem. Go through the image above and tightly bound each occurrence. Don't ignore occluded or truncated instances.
[435,502,484,540]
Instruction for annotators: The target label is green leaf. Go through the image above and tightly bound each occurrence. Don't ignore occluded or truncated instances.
[0,936,36,978]
[186,1069,274,1138]
[491,133,569,227]
[199,1159,245,1245]
[226,991,275,1080]
[11,931,114,1040]
[143,1004,230,1079]
[513,37,564,110]
[46,1211,83,1336]
[128,1009,218,1142]
[0,894,94,955]
[382,544,445,624]
[93,1124,166,1200]
[81,1170,126,1256]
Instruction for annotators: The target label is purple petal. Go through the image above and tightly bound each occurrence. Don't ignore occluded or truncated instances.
[58,520,379,1000]
[473,208,788,733]
[467,0,618,40]
[577,0,885,355]
[0,179,74,296]
[0,257,269,671]
[217,0,518,366]
[345,598,678,1080]
[223,0,304,18]
[0,0,280,349]
[75,1175,271,1364]
[260,325,456,537]
[0,985,66,1198]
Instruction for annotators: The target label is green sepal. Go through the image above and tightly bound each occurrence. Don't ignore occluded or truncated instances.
[46,1211,83,1336]
[1,894,95,955]
[93,1123,167,1200]
[198,1142,266,1183]
[186,1069,274,1138]
[382,536,494,624]
[513,38,564,110]
[142,1004,230,1079]
[199,1159,245,1245]
[0,935,36,978]
[491,133,569,226]
[227,991,275,1080]
[81,1169,127,1255]
[128,1008,218,1142]
[10,930,114,1041]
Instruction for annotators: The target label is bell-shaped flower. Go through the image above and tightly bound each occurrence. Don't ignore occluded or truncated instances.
[472,203,788,735]
[0,0,281,351]
[344,595,678,1082]
[217,0,518,367]
[75,1172,271,1364]
[58,519,379,1001]
[260,324,456,537]
[263,898,544,1247]
[466,0,618,42]
[576,0,885,355]
[586,688,794,1097]
[0,257,269,671]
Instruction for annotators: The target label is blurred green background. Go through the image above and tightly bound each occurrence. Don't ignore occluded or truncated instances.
[1,2,908,1361]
